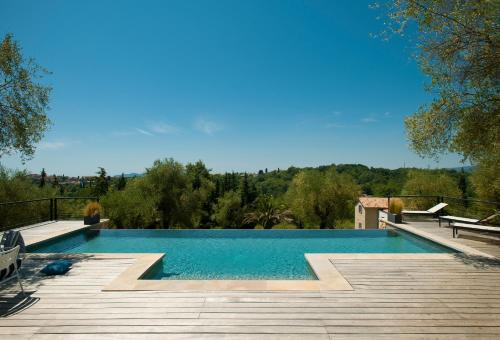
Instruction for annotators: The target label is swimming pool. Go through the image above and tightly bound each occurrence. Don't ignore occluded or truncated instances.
[28,229,455,280]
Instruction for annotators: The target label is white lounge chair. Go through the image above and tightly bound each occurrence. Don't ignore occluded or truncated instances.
[439,212,499,227]
[452,222,500,238]
[0,245,25,296]
[402,202,448,216]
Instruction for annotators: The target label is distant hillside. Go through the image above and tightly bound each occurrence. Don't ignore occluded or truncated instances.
[123,172,143,178]
[113,173,143,178]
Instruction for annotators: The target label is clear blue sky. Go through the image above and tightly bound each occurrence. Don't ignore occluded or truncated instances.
[0,0,464,176]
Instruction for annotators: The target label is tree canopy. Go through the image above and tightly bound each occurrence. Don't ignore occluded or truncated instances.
[0,33,52,160]
[287,169,360,229]
[380,0,499,163]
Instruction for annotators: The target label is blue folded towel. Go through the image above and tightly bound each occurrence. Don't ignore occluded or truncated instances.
[41,260,72,275]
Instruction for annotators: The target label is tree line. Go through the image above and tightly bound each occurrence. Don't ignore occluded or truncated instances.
[1,159,488,229]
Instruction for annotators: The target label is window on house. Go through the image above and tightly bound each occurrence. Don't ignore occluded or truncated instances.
[358,204,362,214]
[358,223,362,228]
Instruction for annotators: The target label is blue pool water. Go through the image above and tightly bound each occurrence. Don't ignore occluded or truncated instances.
[28,229,454,280]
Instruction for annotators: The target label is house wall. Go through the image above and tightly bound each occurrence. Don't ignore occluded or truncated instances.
[364,208,379,229]
[354,203,380,229]
[354,203,364,229]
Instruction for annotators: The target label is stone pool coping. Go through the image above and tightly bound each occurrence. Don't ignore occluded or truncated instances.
[102,253,355,291]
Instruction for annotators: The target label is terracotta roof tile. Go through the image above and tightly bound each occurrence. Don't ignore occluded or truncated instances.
[359,197,388,209]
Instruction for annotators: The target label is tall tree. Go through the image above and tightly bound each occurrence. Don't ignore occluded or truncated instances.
[39,168,46,188]
[380,1,499,161]
[0,34,52,160]
[240,172,250,206]
[93,167,109,196]
[379,1,499,199]
[116,173,126,191]
[145,158,208,228]
[287,169,360,229]
[458,168,468,199]
[51,174,58,188]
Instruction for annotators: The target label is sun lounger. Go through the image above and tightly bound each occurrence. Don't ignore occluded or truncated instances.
[452,222,500,238]
[402,202,448,216]
[439,212,499,227]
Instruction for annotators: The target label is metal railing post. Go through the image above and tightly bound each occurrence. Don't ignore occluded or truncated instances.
[49,198,54,220]
[54,198,58,221]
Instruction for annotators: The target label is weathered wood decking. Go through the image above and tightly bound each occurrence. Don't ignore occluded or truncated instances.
[1,221,499,339]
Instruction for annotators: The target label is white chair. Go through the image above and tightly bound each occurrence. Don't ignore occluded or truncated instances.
[439,212,499,227]
[402,202,448,216]
[0,246,25,296]
[452,222,500,238]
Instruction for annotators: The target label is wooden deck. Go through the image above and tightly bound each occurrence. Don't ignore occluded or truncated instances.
[1,221,500,339]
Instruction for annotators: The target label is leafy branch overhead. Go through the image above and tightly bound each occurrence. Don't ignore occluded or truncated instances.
[377,1,499,162]
[0,33,52,160]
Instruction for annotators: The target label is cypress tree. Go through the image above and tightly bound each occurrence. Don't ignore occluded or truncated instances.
[117,173,126,190]
[40,168,46,188]
[52,174,59,188]
[458,168,469,208]
[241,172,250,207]
[94,167,109,196]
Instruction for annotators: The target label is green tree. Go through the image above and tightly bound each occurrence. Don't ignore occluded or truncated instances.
[116,173,126,191]
[0,33,52,160]
[379,1,499,200]
[39,168,46,188]
[286,169,360,229]
[471,155,500,203]
[93,167,109,196]
[240,172,251,206]
[185,160,214,226]
[212,191,243,228]
[51,174,59,188]
[380,1,499,161]
[458,168,469,207]
[145,158,209,228]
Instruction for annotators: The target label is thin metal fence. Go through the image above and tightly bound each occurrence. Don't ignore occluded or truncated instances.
[0,197,99,231]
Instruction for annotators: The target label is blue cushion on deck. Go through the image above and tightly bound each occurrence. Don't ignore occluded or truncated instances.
[41,260,72,275]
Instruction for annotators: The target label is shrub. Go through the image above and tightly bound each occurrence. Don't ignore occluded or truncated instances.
[84,202,102,217]
[389,198,404,215]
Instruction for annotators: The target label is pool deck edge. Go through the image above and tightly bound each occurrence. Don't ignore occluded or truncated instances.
[384,220,497,259]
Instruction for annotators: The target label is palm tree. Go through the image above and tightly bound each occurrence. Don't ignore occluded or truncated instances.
[243,195,293,229]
